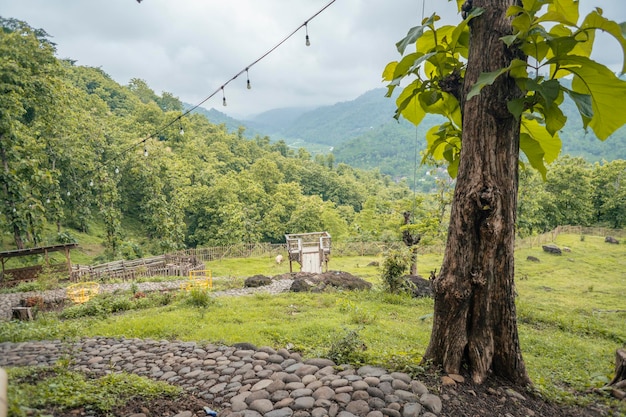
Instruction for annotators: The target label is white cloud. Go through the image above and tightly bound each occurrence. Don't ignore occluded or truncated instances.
[1,0,624,117]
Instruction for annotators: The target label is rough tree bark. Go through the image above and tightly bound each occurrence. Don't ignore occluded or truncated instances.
[423,0,530,384]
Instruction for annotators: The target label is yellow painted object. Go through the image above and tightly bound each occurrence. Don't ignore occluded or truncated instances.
[181,270,212,291]
[67,282,100,303]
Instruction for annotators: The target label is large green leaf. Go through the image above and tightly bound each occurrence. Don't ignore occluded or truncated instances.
[520,117,562,180]
[395,81,426,125]
[396,14,439,55]
[563,88,592,129]
[467,60,527,100]
[552,55,626,139]
[521,116,562,163]
[580,11,626,75]
[540,0,579,26]
[520,132,549,179]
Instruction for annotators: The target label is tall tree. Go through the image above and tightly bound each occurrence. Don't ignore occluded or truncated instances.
[384,0,626,383]
[0,19,61,248]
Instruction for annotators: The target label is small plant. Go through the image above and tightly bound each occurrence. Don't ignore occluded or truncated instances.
[326,327,368,365]
[35,264,63,291]
[185,287,214,309]
[55,231,77,244]
[380,250,411,294]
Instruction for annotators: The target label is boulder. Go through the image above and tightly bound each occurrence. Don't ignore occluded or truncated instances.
[405,275,433,298]
[526,256,540,263]
[245,275,272,288]
[542,244,562,255]
[286,271,372,293]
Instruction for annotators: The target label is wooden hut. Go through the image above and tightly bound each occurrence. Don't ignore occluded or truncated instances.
[285,232,331,273]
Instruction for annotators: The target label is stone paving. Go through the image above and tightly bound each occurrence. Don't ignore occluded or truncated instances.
[0,337,442,417]
[0,280,443,416]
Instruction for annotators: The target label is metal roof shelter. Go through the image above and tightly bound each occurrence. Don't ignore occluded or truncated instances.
[285,232,331,274]
[0,243,78,283]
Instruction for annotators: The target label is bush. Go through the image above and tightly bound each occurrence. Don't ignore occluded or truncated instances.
[380,250,411,294]
[184,287,214,309]
[326,327,367,365]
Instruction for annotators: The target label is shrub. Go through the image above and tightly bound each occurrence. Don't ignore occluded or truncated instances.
[380,250,411,294]
[326,327,367,365]
[185,287,214,309]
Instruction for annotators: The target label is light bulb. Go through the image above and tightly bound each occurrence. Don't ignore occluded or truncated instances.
[305,23,311,46]
[179,126,184,135]
[115,167,119,174]
[247,79,251,90]
[46,198,51,204]
[89,180,94,187]
[67,191,71,197]
[223,96,227,106]
[144,147,148,157]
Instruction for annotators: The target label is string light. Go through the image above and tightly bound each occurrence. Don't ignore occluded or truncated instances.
[305,22,311,46]
[144,146,148,157]
[85,0,336,180]
[179,124,184,135]
[89,180,94,187]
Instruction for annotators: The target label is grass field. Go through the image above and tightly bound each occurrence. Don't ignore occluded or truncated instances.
[1,233,624,411]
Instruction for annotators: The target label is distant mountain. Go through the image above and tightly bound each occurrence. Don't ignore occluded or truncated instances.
[184,104,265,139]
[188,85,626,190]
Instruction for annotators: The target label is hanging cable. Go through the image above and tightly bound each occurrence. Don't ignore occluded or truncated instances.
[411,0,427,215]
[89,0,337,178]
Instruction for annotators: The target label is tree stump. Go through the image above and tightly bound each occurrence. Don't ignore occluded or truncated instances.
[11,307,34,321]
[608,348,626,387]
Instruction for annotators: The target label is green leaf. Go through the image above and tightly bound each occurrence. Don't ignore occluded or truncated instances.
[541,102,567,136]
[381,61,397,82]
[466,67,510,100]
[451,8,485,50]
[392,53,422,79]
[395,81,426,125]
[580,11,626,75]
[507,98,526,119]
[548,0,579,26]
[521,117,562,164]
[563,88,593,129]
[520,133,549,180]
[552,55,626,139]
[396,14,438,55]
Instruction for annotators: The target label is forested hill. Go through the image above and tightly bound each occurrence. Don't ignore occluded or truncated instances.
[1,17,416,258]
[224,87,626,183]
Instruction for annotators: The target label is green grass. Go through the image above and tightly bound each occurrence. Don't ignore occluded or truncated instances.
[2,233,625,412]
[7,364,182,417]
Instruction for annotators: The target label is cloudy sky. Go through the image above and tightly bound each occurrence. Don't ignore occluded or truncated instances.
[2,0,625,118]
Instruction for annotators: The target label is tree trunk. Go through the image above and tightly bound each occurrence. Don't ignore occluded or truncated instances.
[423,0,530,385]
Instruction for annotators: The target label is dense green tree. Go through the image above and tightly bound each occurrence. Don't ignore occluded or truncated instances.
[545,156,594,227]
[592,159,626,228]
[0,18,62,248]
[516,167,555,236]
